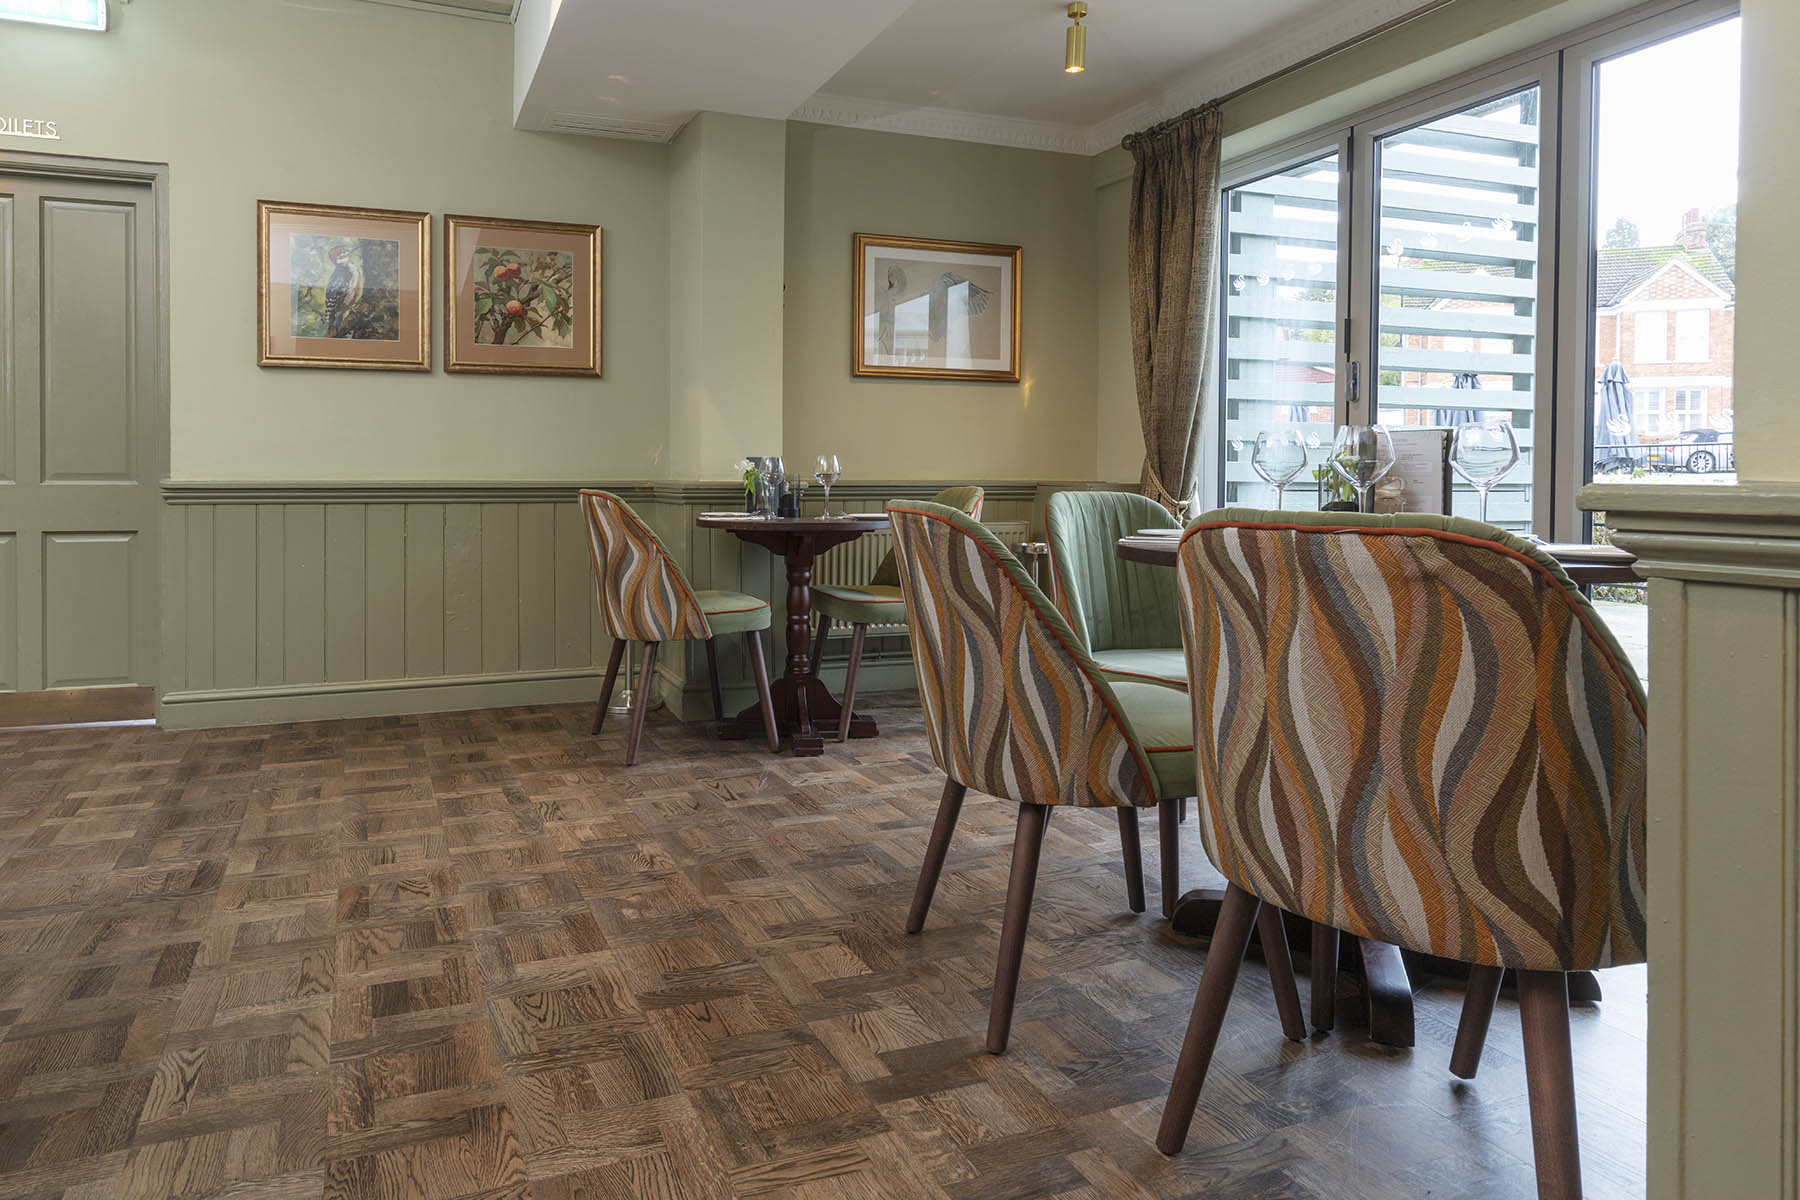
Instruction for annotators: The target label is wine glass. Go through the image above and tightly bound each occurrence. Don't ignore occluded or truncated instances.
[1251,429,1309,510]
[1451,418,1520,524]
[813,454,841,518]
[1330,424,1395,513]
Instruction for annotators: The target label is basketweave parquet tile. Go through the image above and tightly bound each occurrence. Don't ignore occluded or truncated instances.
[0,695,1646,1199]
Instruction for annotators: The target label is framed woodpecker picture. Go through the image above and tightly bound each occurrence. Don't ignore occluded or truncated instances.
[257,200,430,371]
[444,214,602,376]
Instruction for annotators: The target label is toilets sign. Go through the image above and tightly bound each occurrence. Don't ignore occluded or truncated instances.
[0,117,60,140]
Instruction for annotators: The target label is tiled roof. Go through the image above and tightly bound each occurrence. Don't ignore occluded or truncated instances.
[1596,244,1735,306]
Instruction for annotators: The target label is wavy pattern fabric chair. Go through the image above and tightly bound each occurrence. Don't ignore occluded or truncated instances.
[810,486,985,742]
[1045,491,1187,691]
[579,490,780,765]
[885,500,1290,1055]
[1156,509,1648,1200]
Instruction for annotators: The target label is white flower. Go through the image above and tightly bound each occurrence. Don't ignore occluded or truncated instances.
[732,459,755,473]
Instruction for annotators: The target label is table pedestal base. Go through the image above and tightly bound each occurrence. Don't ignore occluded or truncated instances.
[1168,886,1602,1047]
[720,673,878,756]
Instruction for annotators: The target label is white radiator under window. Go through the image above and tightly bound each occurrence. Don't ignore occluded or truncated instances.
[813,520,1029,631]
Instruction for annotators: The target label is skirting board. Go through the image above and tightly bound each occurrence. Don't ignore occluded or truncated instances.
[157,667,606,730]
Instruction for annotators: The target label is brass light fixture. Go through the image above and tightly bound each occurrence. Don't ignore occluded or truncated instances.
[1064,2,1087,74]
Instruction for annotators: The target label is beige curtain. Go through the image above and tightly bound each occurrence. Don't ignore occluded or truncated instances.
[1125,104,1222,508]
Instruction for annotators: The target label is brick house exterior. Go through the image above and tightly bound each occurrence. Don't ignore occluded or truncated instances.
[1593,210,1735,439]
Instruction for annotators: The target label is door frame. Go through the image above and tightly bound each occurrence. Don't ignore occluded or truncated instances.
[0,149,171,711]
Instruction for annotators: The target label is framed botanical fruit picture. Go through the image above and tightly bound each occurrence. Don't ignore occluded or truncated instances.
[444,214,602,376]
[258,200,431,370]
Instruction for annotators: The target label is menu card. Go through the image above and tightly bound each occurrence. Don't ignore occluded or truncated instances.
[1374,428,1452,515]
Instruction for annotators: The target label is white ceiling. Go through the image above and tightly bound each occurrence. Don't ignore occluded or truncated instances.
[512,0,1443,153]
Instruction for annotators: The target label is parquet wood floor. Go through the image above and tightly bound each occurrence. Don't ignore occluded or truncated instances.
[0,695,1646,1199]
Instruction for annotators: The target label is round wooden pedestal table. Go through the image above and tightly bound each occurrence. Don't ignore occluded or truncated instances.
[697,513,890,756]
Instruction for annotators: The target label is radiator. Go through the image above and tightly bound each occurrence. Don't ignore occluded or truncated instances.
[814,520,1029,632]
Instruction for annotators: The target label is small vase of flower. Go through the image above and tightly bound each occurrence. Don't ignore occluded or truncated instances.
[734,459,758,513]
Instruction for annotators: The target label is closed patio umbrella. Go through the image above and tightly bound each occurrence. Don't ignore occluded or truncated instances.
[1595,361,1634,467]
[1432,371,1480,426]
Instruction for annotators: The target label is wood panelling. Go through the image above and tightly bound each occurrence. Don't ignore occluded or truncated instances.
[162,496,608,725]
[40,199,137,483]
[0,533,13,690]
[156,481,1082,728]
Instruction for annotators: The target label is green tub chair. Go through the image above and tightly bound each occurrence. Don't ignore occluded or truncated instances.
[809,485,985,742]
[1045,490,1187,692]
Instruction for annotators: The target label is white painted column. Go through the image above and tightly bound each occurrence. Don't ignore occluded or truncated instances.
[1581,482,1800,1200]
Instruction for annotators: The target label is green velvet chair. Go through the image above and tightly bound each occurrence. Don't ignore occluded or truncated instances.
[809,485,985,742]
[580,490,780,765]
[885,499,1287,1054]
[1044,490,1187,692]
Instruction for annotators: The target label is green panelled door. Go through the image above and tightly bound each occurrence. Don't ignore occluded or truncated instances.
[0,169,161,721]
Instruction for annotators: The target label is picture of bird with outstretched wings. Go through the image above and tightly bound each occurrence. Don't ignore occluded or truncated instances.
[874,265,993,357]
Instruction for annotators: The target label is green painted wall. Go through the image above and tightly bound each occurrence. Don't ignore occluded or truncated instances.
[668,114,788,480]
[782,122,1098,482]
[1,0,671,482]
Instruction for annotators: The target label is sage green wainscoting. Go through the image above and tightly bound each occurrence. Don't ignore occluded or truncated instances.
[157,479,1076,729]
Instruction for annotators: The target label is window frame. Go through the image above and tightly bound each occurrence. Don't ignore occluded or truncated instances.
[1214,0,1740,536]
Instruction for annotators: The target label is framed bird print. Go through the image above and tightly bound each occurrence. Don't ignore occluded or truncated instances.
[444,214,602,376]
[257,200,430,371]
[852,233,1020,382]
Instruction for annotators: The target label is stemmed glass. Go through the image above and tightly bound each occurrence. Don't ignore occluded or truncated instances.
[1330,424,1395,513]
[814,454,841,518]
[757,456,784,518]
[1451,417,1520,524]
[1251,429,1309,510]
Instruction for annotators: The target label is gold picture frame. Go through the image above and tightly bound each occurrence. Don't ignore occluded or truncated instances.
[852,232,1021,382]
[257,200,430,371]
[445,214,602,377]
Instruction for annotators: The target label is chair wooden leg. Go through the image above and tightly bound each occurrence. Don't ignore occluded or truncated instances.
[624,642,659,766]
[1257,904,1307,1042]
[704,637,725,722]
[906,779,966,934]
[838,624,868,742]
[591,638,626,734]
[1158,798,1182,918]
[1518,970,1582,1200]
[1451,964,1506,1080]
[1117,807,1145,914]
[811,614,832,676]
[745,632,780,752]
[1157,883,1261,1155]
[1309,924,1339,1032]
[987,803,1051,1055]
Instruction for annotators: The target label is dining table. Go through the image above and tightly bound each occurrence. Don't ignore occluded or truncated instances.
[1114,527,1638,1046]
[697,512,890,756]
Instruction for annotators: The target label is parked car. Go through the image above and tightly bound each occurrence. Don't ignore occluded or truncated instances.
[1646,429,1734,474]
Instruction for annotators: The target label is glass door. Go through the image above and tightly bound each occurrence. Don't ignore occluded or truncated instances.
[1557,11,1741,530]
[1354,64,1558,533]
[1218,146,1347,511]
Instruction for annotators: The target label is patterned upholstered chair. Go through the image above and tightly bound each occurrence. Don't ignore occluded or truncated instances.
[579,490,780,765]
[1157,509,1648,1200]
[810,486,985,743]
[886,500,1296,1055]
